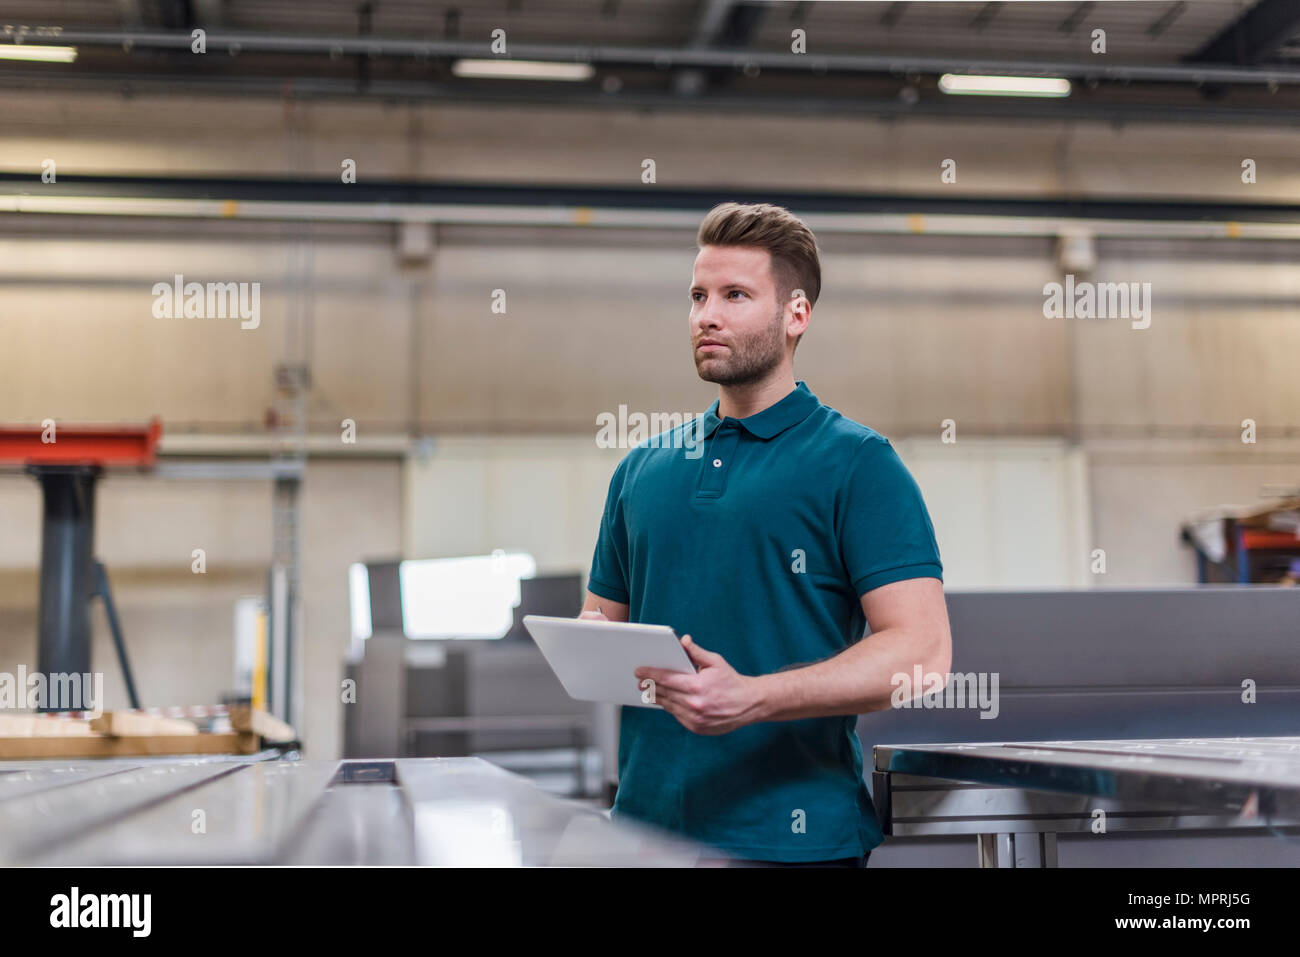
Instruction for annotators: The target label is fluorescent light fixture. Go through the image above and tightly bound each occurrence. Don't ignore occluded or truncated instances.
[0,44,78,63]
[939,73,1070,98]
[451,58,594,81]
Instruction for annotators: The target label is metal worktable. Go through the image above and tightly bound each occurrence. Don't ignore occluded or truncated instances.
[0,754,705,866]
[873,736,1300,868]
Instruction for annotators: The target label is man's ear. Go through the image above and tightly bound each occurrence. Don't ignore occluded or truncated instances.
[787,288,811,336]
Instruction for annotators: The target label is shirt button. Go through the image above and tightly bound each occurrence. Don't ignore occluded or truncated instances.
[713,458,722,468]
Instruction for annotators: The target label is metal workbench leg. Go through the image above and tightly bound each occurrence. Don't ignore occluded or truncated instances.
[1015,832,1058,867]
[977,833,1013,867]
[978,832,1058,868]
[1041,833,1059,867]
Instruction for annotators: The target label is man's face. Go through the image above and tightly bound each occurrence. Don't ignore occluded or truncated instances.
[689,245,789,387]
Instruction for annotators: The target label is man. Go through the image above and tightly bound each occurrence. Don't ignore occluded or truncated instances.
[582,202,951,867]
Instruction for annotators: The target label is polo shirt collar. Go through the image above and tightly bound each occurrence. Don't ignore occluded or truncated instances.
[698,381,820,440]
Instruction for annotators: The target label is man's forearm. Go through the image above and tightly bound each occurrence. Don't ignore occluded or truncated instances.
[753,627,950,722]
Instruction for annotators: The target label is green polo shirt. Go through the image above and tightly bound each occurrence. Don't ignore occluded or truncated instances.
[588,381,943,862]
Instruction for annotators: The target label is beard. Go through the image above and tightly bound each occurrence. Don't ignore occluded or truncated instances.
[694,305,786,387]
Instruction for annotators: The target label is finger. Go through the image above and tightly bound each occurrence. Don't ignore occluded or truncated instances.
[635,668,696,693]
[680,634,724,668]
[579,610,608,621]
[642,682,688,709]
[655,695,694,728]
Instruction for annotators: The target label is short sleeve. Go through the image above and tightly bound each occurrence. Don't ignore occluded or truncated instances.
[588,457,631,604]
[837,437,943,596]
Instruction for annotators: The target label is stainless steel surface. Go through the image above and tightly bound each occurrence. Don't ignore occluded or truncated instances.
[280,777,417,865]
[874,736,1300,867]
[394,757,701,867]
[0,761,241,865]
[0,764,145,801]
[38,760,339,866]
[875,736,1300,820]
[877,771,1279,837]
[0,755,706,866]
[858,582,1300,870]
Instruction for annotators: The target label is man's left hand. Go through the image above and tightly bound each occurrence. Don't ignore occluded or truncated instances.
[635,636,766,735]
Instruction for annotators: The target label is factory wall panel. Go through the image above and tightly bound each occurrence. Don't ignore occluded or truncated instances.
[417,234,1070,435]
[0,231,412,427]
[402,436,1088,591]
[1070,242,1300,429]
[404,437,623,573]
[5,227,1292,450]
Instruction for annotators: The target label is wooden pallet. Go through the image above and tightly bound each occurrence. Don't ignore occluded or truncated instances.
[0,708,288,759]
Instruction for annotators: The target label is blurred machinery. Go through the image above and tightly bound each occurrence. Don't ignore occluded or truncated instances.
[343,561,609,798]
[1182,496,1300,584]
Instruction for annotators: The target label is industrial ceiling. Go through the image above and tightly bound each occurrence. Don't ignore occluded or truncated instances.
[2,1,1300,123]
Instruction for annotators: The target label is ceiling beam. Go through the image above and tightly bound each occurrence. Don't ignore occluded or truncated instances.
[1146,2,1187,40]
[880,3,908,29]
[970,3,1000,33]
[114,0,144,27]
[1191,0,1300,65]
[675,1,767,96]
[1057,2,1094,34]
[687,0,740,47]
[193,0,226,28]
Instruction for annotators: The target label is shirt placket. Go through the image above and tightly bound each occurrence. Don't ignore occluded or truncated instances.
[696,422,741,499]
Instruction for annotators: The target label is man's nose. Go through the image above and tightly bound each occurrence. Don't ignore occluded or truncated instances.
[693,304,722,331]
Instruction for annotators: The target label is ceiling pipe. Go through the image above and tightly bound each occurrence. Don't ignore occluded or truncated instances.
[18,30,1300,86]
[3,194,1300,241]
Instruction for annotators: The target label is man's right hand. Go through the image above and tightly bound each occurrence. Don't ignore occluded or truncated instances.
[579,608,609,621]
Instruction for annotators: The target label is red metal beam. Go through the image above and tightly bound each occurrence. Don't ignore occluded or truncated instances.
[1239,529,1300,551]
[0,418,162,468]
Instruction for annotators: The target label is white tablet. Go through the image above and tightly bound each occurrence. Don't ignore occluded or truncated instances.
[522,615,697,708]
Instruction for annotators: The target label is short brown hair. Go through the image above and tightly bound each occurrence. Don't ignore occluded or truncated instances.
[695,202,821,308]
